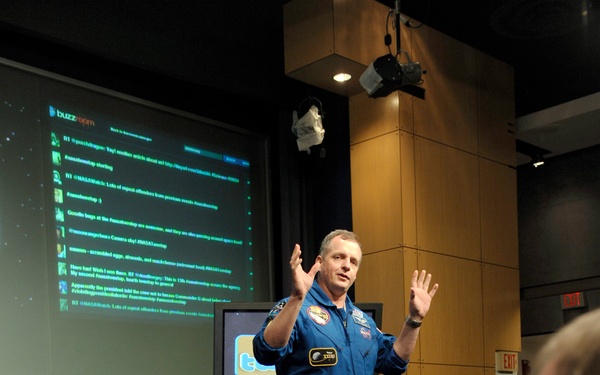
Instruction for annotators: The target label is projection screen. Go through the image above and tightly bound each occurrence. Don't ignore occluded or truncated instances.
[0,57,273,374]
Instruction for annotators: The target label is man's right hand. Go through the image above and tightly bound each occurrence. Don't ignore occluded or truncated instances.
[263,244,321,348]
[290,244,320,299]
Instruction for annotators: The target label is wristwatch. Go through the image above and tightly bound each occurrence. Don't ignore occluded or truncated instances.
[405,316,422,328]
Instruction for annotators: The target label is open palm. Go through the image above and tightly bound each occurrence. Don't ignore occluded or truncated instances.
[289,244,320,298]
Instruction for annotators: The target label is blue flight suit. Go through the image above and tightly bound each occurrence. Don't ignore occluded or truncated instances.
[252,280,409,374]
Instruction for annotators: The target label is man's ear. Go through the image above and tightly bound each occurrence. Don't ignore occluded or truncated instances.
[316,255,323,264]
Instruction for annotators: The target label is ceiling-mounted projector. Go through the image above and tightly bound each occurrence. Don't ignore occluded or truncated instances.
[359,53,422,98]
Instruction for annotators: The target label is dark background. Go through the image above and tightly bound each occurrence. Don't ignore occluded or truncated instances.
[1,0,599,336]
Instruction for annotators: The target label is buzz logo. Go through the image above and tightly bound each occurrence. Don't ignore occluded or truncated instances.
[48,105,96,127]
[235,335,275,374]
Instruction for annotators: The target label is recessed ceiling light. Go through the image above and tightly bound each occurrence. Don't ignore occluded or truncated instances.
[333,73,351,82]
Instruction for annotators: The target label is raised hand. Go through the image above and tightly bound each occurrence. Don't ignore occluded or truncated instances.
[409,270,439,319]
[289,244,320,299]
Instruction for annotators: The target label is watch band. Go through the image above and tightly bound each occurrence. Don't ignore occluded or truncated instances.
[405,316,423,328]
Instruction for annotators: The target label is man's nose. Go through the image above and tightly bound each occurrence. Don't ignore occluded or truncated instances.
[341,259,350,270]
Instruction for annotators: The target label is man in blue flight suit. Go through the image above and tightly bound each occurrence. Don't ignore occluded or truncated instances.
[253,229,439,374]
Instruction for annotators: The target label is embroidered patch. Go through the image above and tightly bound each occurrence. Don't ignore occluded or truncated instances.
[351,309,370,328]
[268,301,286,318]
[360,326,372,339]
[309,348,338,367]
[307,305,330,325]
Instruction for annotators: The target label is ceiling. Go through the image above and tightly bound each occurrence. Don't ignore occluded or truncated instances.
[1,0,598,165]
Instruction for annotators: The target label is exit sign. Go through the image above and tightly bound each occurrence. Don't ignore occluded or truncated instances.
[496,351,518,372]
[561,292,586,309]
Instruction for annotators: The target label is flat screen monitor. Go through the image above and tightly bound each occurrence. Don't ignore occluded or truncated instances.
[213,301,383,375]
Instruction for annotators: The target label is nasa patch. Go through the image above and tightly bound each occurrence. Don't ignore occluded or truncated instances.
[360,326,372,339]
[307,305,330,325]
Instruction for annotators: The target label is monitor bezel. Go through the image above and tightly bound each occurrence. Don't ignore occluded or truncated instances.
[213,301,383,375]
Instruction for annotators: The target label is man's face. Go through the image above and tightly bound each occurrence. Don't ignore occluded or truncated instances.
[317,235,361,298]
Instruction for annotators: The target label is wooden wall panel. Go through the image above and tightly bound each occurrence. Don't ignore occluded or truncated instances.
[417,252,484,366]
[413,136,444,252]
[355,249,433,362]
[333,0,397,66]
[406,362,420,375]
[354,249,407,334]
[420,364,485,375]
[482,264,521,367]
[401,132,417,248]
[412,24,478,154]
[283,0,382,96]
[477,52,516,166]
[350,133,403,253]
[345,8,520,372]
[399,92,415,133]
[283,0,334,73]
[414,137,481,259]
[480,158,518,267]
[349,92,399,144]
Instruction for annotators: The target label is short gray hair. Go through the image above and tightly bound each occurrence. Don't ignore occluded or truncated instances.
[319,229,361,257]
[533,308,600,375]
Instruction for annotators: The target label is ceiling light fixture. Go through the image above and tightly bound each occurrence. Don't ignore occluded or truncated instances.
[333,73,352,82]
[532,154,545,168]
[516,139,551,168]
